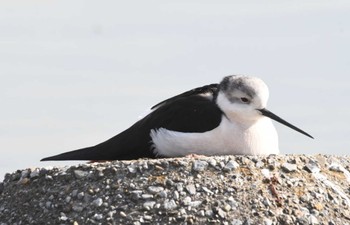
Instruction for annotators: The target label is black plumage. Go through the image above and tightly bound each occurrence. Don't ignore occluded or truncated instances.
[41,84,222,161]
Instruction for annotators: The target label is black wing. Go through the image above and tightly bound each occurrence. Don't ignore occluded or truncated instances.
[41,84,222,161]
[151,83,219,109]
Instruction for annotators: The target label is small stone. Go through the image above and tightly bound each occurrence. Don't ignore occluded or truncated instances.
[261,169,272,179]
[309,215,319,224]
[164,199,177,210]
[131,190,143,199]
[268,210,275,216]
[45,201,52,209]
[223,204,231,212]
[147,186,164,194]
[18,178,30,185]
[158,190,168,198]
[198,210,205,217]
[72,204,84,212]
[72,190,78,197]
[255,160,265,168]
[202,186,214,194]
[217,208,226,218]
[208,158,217,167]
[30,168,40,178]
[93,213,103,220]
[205,209,214,217]
[262,198,271,207]
[186,184,196,195]
[88,188,94,195]
[21,169,30,179]
[282,163,297,173]
[45,175,53,181]
[65,196,71,203]
[314,202,324,211]
[183,196,192,205]
[296,217,309,225]
[278,214,292,224]
[173,191,180,200]
[189,201,202,207]
[107,210,117,218]
[77,192,85,200]
[127,164,138,173]
[176,183,184,192]
[92,198,103,207]
[193,160,208,172]
[74,170,89,179]
[231,219,243,225]
[224,160,239,171]
[141,194,154,199]
[120,211,127,217]
[228,197,239,208]
[59,213,68,221]
[144,215,152,220]
[73,221,79,225]
[143,201,156,209]
[305,161,320,173]
[263,218,273,225]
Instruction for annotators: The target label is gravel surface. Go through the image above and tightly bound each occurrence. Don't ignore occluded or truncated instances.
[1,154,350,225]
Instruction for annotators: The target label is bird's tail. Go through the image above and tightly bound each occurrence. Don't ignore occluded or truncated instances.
[40,146,102,161]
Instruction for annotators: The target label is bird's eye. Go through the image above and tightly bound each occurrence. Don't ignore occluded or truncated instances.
[240,97,249,103]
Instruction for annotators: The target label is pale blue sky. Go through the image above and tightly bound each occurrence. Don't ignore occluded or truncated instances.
[1,0,350,179]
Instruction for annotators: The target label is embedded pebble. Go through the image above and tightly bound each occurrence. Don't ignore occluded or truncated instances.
[141,194,153,199]
[173,191,180,200]
[92,198,103,207]
[309,214,319,224]
[77,192,84,200]
[74,170,89,179]
[224,160,240,171]
[217,208,226,218]
[186,184,196,195]
[147,186,164,194]
[164,199,177,210]
[30,168,40,178]
[189,200,202,207]
[72,204,84,212]
[143,201,156,209]
[282,162,297,173]
[1,155,350,224]
[193,160,208,172]
[182,196,192,205]
[263,218,273,225]
[93,213,103,220]
[305,161,320,173]
[231,219,243,225]
[127,164,137,173]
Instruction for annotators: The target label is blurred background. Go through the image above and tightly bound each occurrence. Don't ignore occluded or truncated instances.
[1,0,349,180]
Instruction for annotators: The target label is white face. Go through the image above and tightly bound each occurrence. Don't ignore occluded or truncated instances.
[216,75,270,121]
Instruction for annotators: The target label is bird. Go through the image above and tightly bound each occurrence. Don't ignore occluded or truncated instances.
[41,75,313,161]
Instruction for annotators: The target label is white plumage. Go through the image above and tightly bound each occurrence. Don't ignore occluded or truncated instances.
[151,75,280,156]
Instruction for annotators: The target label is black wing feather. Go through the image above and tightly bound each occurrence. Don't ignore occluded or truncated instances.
[151,83,219,109]
[41,85,222,161]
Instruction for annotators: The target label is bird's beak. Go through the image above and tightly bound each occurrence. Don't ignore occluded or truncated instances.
[258,108,314,139]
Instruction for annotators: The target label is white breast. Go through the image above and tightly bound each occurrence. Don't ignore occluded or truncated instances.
[150,116,279,157]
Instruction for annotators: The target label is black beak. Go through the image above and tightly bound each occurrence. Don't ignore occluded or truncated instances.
[258,108,314,139]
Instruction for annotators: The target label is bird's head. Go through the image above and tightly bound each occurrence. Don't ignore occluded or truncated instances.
[216,75,313,138]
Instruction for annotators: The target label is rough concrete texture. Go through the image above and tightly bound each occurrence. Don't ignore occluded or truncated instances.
[1,154,350,225]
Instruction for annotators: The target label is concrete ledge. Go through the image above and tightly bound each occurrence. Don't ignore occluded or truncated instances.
[1,154,350,224]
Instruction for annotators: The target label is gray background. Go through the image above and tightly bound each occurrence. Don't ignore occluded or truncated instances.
[1,0,349,180]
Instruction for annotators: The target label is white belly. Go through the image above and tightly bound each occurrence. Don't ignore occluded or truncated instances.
[150,116,279,157]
